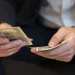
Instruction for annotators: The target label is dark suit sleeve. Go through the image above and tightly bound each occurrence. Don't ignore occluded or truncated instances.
[0,0,16,26]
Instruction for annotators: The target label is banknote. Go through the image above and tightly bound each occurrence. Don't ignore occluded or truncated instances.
[0,27,33,46]
[31,36,75,51]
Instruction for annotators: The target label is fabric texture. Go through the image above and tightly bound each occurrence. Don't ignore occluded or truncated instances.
[40,0,75,28]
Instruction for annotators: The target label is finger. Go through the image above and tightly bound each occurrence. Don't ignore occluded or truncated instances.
[64,33,75,40]
[31,48,54,59]
[48,49,74,59]
[31,43,70,56]
[55,50,74,62]
[31,48,71,61]
[0,38,9,44]
[56,54,73,60]
[55,55,73,62]
[48,27,69,47]
[0,44,23,57]
[31,48,46,56]
[55,58,71,62]
[0,49,18,57]
[45,41,73,56]
[0,40,23,50]
[31,48,74,62]
[48,33,75,56]
[32,51,73,60]
[0,42,24,53]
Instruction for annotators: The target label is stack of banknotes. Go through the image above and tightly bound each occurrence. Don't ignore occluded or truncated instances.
[0,27,74,52]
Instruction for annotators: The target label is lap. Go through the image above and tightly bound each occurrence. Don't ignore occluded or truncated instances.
[2,24,75,75]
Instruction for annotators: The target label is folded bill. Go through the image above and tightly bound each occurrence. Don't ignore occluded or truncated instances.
[0,27,33,46]
[31,36,75,51]
[0,27,75,50]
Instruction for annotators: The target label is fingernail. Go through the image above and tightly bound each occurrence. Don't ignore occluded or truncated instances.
[49,42,54,47]
[31,48,36,53]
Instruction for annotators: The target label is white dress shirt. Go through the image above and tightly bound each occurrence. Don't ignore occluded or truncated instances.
[40,0,75,28]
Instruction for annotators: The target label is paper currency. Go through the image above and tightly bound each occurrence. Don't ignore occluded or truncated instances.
[31,36,75,51]
[28,38,33,41]
[0,27,33,46]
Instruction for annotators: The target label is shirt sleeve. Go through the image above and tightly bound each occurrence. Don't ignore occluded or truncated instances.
[0,0,16,26]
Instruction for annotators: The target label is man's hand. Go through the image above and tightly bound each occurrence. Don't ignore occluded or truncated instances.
[0,23,25,57]
[31,27,75,62]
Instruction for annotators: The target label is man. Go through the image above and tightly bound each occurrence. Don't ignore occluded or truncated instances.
[0,0,75,75]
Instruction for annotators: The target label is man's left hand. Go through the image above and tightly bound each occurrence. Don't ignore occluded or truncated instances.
[31,27,75,62]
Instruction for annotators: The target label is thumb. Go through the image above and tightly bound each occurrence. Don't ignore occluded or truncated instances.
[48,28,69,47]
[0,23,12,29]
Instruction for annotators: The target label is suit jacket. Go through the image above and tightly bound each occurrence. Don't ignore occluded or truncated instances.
[0,0,41,26]
[16,0,42,25]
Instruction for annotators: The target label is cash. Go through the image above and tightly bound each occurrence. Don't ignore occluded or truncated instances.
[31,36,75,51]
[0,27,33,46]
[0,27,75,50]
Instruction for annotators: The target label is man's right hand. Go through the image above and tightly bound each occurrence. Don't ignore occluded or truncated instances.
[0,23,25,57]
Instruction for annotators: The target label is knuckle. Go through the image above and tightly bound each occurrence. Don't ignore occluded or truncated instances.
[66,59,72,62]
[55,50,60,55]
[59,27,66,32]
[10,42,16,47]
[2,53,9,57]
[9,44,13,48]
[4,44,11,49]
[0,46,3,50]
[0,39,3,42]
[68,50,74,55]
[7,52,15,56]
[4,51,9,55]
[13,41,18,45]
[63,58,72,62]
[69,40,75,48]
[0,52,10,57]
[71,32,75,35]
[63,55,73,62]
[64,60,71,62]
[67,55,73,59]
[13,40,22,46]
[52,34,59,41]
[42,51,47,56]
